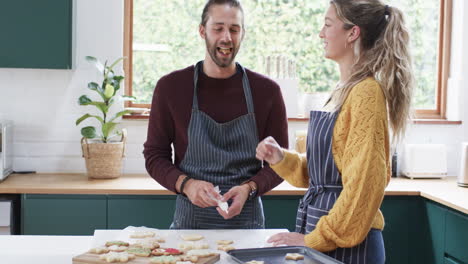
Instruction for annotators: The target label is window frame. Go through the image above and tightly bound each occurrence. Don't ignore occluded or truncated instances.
[123,0,453,121]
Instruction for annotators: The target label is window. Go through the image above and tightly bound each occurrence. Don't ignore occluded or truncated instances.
[124,0,452,120]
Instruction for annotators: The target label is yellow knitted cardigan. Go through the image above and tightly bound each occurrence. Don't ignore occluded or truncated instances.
[271,78,390,252]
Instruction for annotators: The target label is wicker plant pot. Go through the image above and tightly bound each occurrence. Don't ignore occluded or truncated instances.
[81,129,126,179]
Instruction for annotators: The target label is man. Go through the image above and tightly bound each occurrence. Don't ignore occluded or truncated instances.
[143,0,288,229]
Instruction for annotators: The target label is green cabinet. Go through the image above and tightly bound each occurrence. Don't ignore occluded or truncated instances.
[107,195,176,229]
[0,0,73,69]
[263,195,301,231]
[21,194,106,235]
[445,210,468,263]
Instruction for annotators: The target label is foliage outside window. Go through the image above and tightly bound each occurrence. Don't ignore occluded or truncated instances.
[127,0,445,113]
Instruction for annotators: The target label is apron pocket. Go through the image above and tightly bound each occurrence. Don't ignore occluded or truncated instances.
[305,206,329,234]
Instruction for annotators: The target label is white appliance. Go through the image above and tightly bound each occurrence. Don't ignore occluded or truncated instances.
[402,144,447,179]
[0,120,14,181]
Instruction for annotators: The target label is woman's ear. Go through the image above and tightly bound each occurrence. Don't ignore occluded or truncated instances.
[348,25,361,43]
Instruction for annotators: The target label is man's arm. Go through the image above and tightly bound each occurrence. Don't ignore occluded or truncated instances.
[143,77,183,193]
[250,81,289,196]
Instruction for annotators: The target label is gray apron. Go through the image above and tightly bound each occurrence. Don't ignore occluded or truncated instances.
[296,110,385,264]
[171,61,264,229]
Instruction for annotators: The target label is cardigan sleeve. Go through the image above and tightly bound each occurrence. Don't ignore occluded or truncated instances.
[304,80,389,251]
[270,149,309,188]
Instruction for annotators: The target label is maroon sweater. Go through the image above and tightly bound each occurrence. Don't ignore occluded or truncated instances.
[143,65,288,196]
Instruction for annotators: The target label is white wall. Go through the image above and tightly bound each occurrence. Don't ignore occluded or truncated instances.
[0,0,467,176]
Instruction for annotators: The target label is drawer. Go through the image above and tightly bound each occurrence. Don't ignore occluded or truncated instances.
[445,210,468,263]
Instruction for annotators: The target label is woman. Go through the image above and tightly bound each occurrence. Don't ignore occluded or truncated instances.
[256,1,413,263]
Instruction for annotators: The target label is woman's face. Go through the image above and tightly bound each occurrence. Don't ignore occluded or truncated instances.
[319,5,351,61]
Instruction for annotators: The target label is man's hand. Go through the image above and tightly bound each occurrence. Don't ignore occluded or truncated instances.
[217,184,250,219]
[267,232,305,246]
[183,179,222,208]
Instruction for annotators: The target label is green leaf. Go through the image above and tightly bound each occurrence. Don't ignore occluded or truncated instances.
[121,95,136,101]
[81,126,97,139]
[87,82,100,91]
[78,95,92,105]
[104,84,115,99]
[76,114,104,126]
[108,57,125,71]
[85,56,104,73]
[102,122,118,140]
[109,110,132,123]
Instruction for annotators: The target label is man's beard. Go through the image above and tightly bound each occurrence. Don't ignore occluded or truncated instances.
[205,38,239,68]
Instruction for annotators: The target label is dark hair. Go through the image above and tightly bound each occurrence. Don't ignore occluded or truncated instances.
[200,0,244,27]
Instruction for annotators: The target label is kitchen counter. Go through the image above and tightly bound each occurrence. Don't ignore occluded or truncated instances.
[0,229,291,264]
[0,173,467,214]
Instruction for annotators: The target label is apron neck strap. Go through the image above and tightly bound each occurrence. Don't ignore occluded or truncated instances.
[192,61,255,114]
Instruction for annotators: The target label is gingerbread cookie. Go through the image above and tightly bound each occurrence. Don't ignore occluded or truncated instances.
[134,238,160,249]
[180,234,204,241]
[178,241,209,251]
[89,246,110,254]
[285,253,305,260]
[99,252,135,263]
[186,249,216,257]
[126,247,152,257]
[245,261,264,264]
[150,255,181,264]
[216,239,233,245]
[107,245,128,252]
[130,230,156,238]
[105,241,129,247]
[217,244,236,252]
[152,248,183,256]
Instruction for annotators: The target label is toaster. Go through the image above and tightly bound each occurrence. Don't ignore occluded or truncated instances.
[0,120,14,181]
[401,144,447,179]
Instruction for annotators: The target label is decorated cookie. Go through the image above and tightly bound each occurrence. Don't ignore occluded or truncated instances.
[89,246,110,254]
[186,249,216,257]
[107,245,128,252]
[178,241,209,251]
[134,238,160,249]
[245,261,265,264]
[126,247,152,257]
[149,255,181,264]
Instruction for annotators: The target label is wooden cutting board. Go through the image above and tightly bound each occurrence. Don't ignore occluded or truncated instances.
[72,253,220,264]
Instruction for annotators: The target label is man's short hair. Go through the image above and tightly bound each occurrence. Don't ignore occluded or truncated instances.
[200,0,244,27]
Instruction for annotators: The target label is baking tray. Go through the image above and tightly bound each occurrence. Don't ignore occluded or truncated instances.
[227,246,343,264]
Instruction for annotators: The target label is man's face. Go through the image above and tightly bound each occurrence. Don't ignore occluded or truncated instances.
[200,4,244,68]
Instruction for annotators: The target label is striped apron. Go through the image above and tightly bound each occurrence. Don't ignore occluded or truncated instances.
[170,61,264,229]
[296,110,385,264]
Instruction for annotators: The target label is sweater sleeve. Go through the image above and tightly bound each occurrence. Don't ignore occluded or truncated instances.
[250,80,289,195]
[143,76,184,193]
[270,150,309,188]
[304,80,389,251]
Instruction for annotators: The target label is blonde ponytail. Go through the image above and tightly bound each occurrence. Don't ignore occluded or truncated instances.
[329,0,414,142]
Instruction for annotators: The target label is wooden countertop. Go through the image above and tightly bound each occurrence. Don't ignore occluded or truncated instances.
[0,173,467,214]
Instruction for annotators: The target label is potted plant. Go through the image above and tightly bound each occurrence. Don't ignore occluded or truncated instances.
[76,56,134,179]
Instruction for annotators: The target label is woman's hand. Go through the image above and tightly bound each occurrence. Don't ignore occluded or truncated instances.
[256,136,284,165]
[267,232,306,247]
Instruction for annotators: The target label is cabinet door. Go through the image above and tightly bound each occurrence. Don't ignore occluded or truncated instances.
[107,195,176,229]
[0,0,72,69]
[445,210,468,263]
[262,195,302,231]
[21,194,107,235]
[380,196,413,264]
[425,200,447,264]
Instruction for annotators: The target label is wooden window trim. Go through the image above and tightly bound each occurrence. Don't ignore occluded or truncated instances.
[123,0,454,120]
